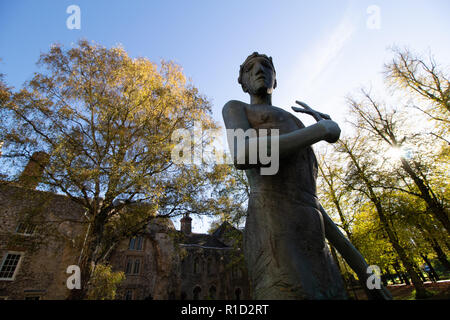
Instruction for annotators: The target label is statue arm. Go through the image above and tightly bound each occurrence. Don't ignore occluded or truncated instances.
[222,101,341,169]
[319,204,393,300]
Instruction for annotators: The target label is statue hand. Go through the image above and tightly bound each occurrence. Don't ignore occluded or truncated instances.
[318,120,341,143]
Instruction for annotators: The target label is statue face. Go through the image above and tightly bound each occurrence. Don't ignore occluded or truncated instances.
[241,56,276,95]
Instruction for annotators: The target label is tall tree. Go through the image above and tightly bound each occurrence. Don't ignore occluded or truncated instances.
[347,89,449,234]
[317,151,355,241]
[0,40,224,299]
[337,134,430,298]
[0,71,9,160]
[384,47,449,142]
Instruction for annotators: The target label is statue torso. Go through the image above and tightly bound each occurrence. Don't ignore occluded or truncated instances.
[242,102,319,206]
[234,102,344,299]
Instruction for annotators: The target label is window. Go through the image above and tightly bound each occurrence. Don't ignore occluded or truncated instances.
[193,286,201,300]
[24,289,45,300]
[133,259,140,274]
[125,257,141,275]
[15,222,36,235]
[128,236,143,251]
[181,258,188,273]
[126,259,133,274]
[231,266,243,279]
[232,266,237,278]
[125,289,133,300]
[235,288,241,300]
[193,258,200,274]
[207,258,213,275]
[209,286,216,300]
[0,252,23,280]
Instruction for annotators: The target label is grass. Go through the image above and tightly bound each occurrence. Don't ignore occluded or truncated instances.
[388,281,450,300]
[349,280,450,300]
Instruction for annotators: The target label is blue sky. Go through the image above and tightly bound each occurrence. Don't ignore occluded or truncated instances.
[1,0,449,232]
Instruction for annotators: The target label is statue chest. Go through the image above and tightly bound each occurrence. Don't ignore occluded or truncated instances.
[245,105,301,134]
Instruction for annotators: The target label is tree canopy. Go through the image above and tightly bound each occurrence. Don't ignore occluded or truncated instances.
[0,40,236,298]
[316,48,449,298]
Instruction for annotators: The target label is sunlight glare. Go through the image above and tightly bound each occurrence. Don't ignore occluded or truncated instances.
[386,147,404,161]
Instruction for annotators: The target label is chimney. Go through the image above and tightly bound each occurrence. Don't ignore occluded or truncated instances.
[18,151,50,189]
[180,213,192,235]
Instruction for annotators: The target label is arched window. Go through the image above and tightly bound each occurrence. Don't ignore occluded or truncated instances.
[125,257,141,275]
[125,289,133,300]
[128,236,143,251]
[209,285,216,300]
[193,286,202,300]
[194,257,200,274]
[207,258,213,274]
[181,258,187,273]
[232,265,237,279]
[235,288,241,300]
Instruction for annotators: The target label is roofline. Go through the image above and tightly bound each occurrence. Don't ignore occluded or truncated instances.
[178,244,233,250]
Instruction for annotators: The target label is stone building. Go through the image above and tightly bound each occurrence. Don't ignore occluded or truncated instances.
[0,182,86,300]
[109,214,250,300]
[0,158,250,300]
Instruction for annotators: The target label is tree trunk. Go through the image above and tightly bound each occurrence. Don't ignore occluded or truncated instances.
[381,272,388,287]
[414,264,426,282]
[421,254,440,282]
[342,142,429,298]
[392,263,406,284]
[67,211,107,300]
[416,223,450,271]
[400,157,450,234]
[66,253,93,300]
[373,200,429,298]
[431,239,450,271]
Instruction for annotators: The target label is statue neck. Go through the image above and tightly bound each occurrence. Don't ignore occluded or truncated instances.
[250,93,272,106]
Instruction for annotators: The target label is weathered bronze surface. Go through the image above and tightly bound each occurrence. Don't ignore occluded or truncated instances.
[222,52,391,300]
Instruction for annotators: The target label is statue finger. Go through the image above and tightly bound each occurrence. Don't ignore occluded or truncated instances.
[291,107,316,117]
[295,101,313,111]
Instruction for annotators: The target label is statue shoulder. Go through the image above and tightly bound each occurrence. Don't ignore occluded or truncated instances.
[222,100,249,120]
[222,100,252,130]
[222,100,247,114]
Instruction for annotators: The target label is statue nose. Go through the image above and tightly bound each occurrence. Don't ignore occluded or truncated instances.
[255,65,266,77]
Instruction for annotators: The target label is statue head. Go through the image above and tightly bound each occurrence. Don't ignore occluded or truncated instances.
[238,52,277,96]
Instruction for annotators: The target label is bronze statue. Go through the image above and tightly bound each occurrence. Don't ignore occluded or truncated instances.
[222,52,391,300]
